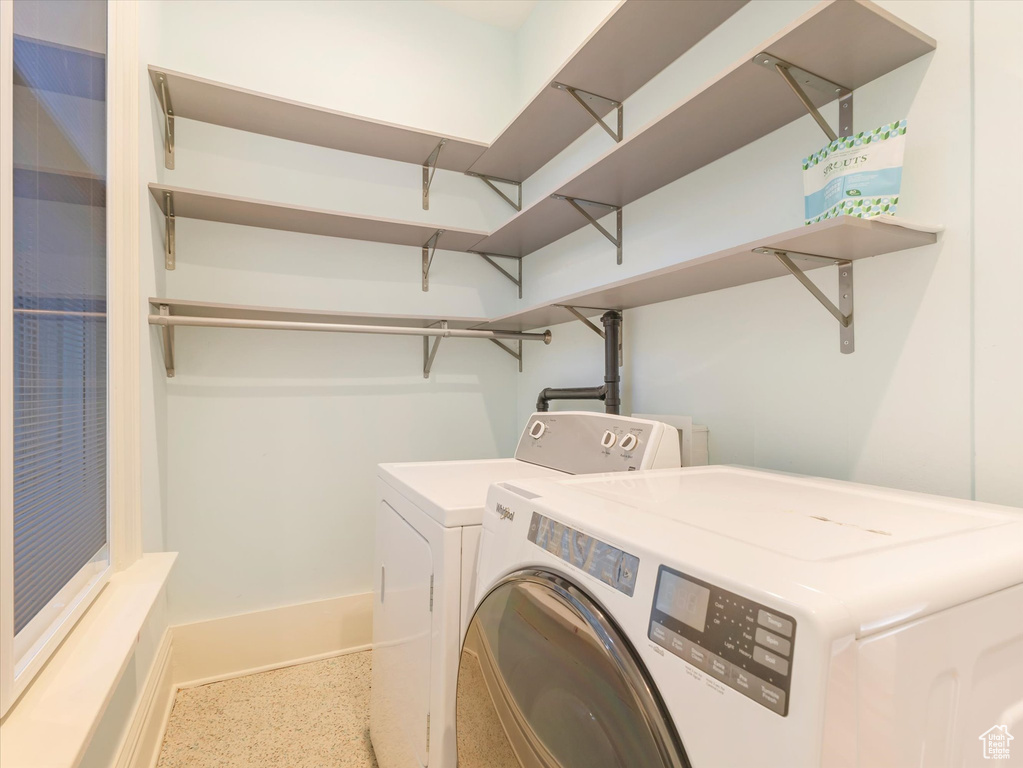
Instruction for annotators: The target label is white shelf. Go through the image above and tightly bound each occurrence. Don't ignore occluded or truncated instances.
[146,1,940,362]
[148,217,943,375]
[473,0,936,258]
[148,67,487,172]
[479,217,942,331]
[465,0,747,182]
[149,184,487,252]
[149,1,747,180]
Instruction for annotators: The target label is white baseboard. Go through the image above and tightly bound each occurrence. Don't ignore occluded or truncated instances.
[112,592,373,768]
[171,592,373,688]
[113,629,174,768]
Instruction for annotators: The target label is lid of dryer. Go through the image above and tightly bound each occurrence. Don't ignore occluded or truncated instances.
[505,466,1023,634]
[553,467,1014,561]
[379,458,564,528]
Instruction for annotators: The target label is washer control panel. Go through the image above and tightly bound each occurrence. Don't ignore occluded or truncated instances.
[515,412,680,474]
[648,566,796,716]
[527,512,639,596]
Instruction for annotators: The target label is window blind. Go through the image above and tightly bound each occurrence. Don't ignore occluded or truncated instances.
[11,0,108,636]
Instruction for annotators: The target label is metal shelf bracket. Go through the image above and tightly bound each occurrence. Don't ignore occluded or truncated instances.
[754,53,853,141]
[553,195,623,264]
[422,139,446,210]
[754,247,854,353]
[561,305,605,339]
[490,339,523,373]
[465,172,522,212]
[163,191,176,270]
[421,229,444,292]
[551,82,623,143]
[423,320,447,378]
[153,71,175,169]
[158,304,176,377]
[470,251,523,299]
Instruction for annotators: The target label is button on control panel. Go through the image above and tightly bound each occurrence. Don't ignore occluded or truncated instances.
[648,566,796,716]
[527,512,639,596]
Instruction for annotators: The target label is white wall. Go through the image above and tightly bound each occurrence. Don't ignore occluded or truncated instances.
[515,0,1023,505]
[972,0,1023,507]
[513,0,619,104]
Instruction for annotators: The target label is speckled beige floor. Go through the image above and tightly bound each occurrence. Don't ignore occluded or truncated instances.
[157,651,378,768]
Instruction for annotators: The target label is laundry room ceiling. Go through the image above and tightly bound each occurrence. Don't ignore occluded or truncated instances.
[428,0,539,30]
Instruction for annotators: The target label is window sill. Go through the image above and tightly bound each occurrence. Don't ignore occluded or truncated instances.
[0,553,177,768]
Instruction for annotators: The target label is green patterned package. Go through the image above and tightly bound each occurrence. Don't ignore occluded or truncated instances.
[802,119,907,225]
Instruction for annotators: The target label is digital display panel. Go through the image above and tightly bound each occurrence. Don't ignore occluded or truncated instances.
[655,571,711,632]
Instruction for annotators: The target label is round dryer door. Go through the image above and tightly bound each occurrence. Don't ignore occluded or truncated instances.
[456,570,688,768]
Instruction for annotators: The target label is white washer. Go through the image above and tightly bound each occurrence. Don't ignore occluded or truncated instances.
[458,466,1023,767]
[371,412,682,768]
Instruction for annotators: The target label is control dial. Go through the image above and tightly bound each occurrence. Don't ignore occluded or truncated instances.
[600,430,617,448]
[529,420,547,439]
[620,433,638,452]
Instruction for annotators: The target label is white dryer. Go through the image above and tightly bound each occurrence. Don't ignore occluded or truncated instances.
[457,466,1023,768]
[371,412,682,768]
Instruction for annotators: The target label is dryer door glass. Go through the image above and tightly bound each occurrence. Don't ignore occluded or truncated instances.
[456,570,687,768]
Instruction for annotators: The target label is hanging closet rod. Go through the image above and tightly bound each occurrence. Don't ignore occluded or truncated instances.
[148,313,551,343]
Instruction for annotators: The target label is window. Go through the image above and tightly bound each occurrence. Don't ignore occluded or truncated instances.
[1,0,110,714]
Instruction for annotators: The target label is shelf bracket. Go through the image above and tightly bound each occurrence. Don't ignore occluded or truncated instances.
[551,82,623,143]
[754,247,854,353]
[560,305,623,365]
[490,339,523,373]
[553,195,622,264]
[423,320,447,378]
[421,229,443,292]
[163,191,176,270]
[153,71,175,170]
[157,304,176,377]
[465,172,522,212]
[754,53,853,141]
[470,251,523,299]
[561,305,605,339]
[422,139,446,210]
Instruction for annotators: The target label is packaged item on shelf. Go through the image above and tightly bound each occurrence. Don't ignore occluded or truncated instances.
[802,119,907,225]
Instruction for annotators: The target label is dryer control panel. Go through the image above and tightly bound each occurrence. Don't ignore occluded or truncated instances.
[527,512,640,596]
[514,412,680,474]
[648,566,796,716]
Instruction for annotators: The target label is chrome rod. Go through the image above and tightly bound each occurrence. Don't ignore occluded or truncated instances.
[148,314,551,343]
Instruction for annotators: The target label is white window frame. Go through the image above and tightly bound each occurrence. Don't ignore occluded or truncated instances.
[0,0,140,716]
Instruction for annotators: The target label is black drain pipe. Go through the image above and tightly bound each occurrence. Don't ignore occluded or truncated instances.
[536,310,621,415]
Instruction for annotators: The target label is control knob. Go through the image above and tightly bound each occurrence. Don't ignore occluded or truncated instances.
[600,430,617,448]
[529,420,547,439]
[620,433,638,452]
